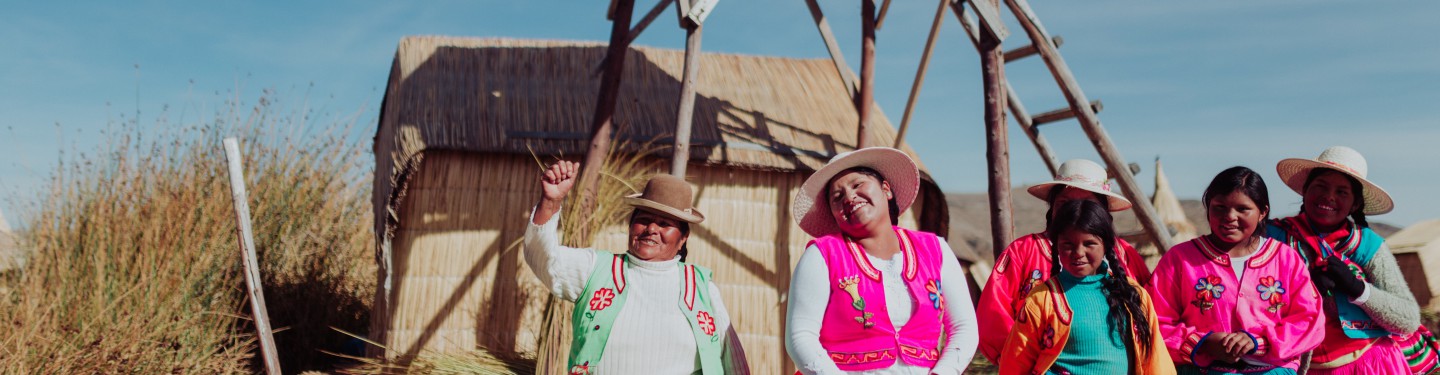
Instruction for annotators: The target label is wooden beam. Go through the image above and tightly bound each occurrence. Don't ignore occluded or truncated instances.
[627,0,673,44]
[671,22,703,177]
[578,0,636,228]
[894,0,950,148]
[875,0,893,29]
[1031,100,1103,126]
[953,0,1060,176]
[979,0,1014,260]
[857,0,877,148]
[803,0,859,96]
[222,138,282,375]
[1003,35,1063,62]
[1004,0,1175,252]
[968,0,1010,40]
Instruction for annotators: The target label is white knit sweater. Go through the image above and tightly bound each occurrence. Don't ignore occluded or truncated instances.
[523,209,737,374]
[785,240,980,375]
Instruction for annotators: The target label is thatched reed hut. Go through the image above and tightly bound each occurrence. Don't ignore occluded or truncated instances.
[1388,219,1440,310]
[369,36,957,372]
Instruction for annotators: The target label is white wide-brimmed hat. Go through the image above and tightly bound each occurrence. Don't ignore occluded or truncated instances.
[1025,159,1132,211]
[792,147,919,238]
[1276,146,1393,215]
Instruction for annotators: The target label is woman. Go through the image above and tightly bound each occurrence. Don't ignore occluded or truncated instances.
[1147,166,1324,374]
[1000,199,1173,375]
[785,147,979,374]
[977,159,1153,362]
[523,161,747,374]
[1264,146,1422,374]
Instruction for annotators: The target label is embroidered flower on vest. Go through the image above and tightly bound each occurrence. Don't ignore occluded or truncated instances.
[926,279,945,310]
[589,288,616,311]
[1192,275,1225,311]
[1257,276,1287,312]
[569,361,591,375]
[1018,269,1042,297]
[697,311,716,336]
[1040,326,1056,349]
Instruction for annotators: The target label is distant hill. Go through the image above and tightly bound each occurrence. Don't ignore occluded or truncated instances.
[945,189,1399,263]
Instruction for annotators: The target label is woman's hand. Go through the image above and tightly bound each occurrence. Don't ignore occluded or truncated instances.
[541,160,580,203]
[533,161,580,225]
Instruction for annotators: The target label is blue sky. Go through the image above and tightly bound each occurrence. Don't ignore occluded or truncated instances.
[2,1,1437,229]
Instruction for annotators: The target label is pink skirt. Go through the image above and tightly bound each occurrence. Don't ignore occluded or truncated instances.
[1307,338,1409,375]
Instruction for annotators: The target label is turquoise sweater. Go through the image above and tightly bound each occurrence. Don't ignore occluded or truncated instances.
[1049,270,1130,375]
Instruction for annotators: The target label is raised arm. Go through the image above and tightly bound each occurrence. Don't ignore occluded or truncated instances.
[522,161,597,302]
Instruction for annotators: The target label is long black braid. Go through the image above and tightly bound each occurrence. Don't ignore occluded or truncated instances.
[1047,199,1153,357]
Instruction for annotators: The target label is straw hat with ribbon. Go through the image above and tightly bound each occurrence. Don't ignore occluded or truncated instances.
[624,174,705,223]
[1276,145,1393,215]
[1025,159,1133,212]
[792,147,920,238]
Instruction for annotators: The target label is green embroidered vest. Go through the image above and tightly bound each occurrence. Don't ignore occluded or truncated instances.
[566,254,724,375]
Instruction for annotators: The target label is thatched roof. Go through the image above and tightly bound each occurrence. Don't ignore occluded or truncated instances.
[372,36,949,262]
[1390,219,1440,255]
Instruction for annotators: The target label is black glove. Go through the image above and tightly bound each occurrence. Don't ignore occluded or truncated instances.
[1320,254,1367,298]
[1310,266,1337,296]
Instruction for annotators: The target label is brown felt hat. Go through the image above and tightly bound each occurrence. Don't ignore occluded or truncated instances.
[624,174,705,223]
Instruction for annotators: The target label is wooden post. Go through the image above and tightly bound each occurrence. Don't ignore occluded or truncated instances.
[670,15,703,177]
[951,1,1060,177]
[857,0,877,149]
[579,0,636,217]
[222,138,282,375]
[627,0,673,44]
[1003,0,1175,252]
[978,0,1013,258]
[803,0,859,96]
[893,0,948,149]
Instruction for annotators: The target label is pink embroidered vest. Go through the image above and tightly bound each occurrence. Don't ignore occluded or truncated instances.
[814,227,949,371]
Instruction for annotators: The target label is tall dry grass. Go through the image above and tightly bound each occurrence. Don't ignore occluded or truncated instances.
[0,92,375,373]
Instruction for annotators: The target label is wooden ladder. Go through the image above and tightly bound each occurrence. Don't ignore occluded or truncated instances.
[949,0,1177,254]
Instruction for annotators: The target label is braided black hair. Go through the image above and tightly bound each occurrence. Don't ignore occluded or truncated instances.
[1046,199,1153,358]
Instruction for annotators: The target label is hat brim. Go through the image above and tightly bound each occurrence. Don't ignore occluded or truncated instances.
[1276,158,1393,215]
[792,148,919,238]
[1025,181,1133,212]
[625,195,705,223]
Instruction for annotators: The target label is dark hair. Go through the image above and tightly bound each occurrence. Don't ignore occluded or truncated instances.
[1045,199,1153,358]
[1302,169,1369,228]
[629,211,693,262]
[1202,166,1271,238]
[1043,185,1112,226]
[827,167,901,226]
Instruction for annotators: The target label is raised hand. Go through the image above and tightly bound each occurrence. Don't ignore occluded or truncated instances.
[541,160,580,202]
[533,160,580,226]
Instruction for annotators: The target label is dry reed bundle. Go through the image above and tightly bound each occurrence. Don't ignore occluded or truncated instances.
[0,92,374,373]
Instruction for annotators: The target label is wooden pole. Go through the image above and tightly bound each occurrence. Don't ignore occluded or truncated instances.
[802,0,859,95]
[627,0,673,44]
[671,21,703,177]
[893,0,948,149]
[579,0,636,216]
[857,0,877,149]
[949,3,1060,176]
[222,138,282,375]
[978,0,1013,259]
[1003,0,1175,252]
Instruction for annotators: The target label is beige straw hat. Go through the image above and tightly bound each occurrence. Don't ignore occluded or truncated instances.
[624,174,705,223]
[1025,159,1132,211]
[1275,146,1393,215]
[792,147,919,238]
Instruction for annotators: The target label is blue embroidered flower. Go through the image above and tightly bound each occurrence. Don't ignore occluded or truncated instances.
[1257,276,1286,312]
[1191,275,1225,311]
[926,279,944,310]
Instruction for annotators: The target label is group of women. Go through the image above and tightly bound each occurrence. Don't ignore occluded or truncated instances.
[523,144,1433,375]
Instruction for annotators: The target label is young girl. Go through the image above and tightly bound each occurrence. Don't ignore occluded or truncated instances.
[977,159,1154,362]
[785,147,979,374]
[999,199,1173,375]
[1147,166,1324,374]
[1264,146,1423,374]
